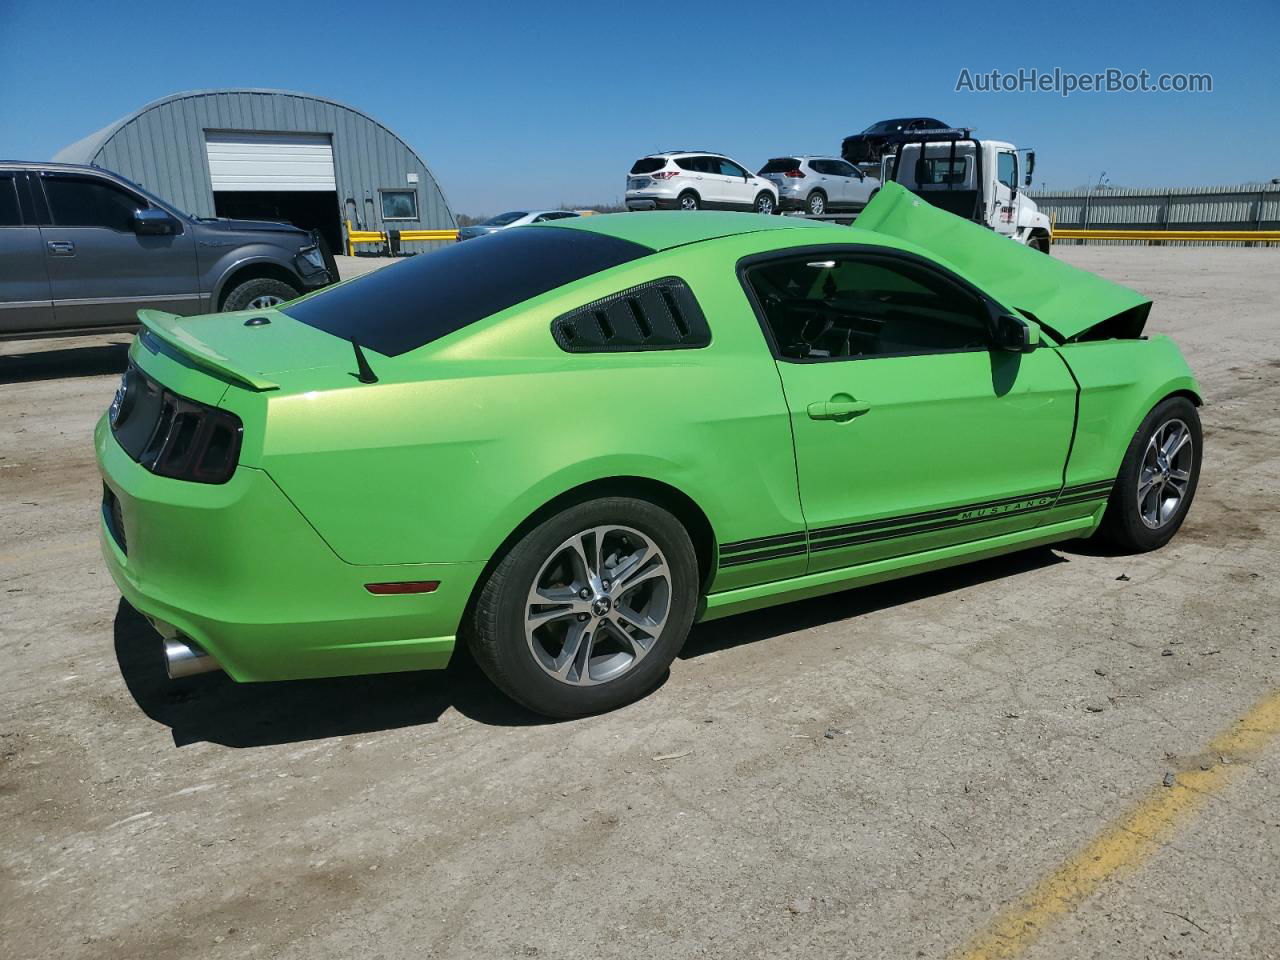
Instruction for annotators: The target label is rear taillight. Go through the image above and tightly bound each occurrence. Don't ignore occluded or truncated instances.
[111,363,243,484]
[651,170,681,180]
[784,169,805,178]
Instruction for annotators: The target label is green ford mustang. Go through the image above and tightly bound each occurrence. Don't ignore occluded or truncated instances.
[97,183,1202,717]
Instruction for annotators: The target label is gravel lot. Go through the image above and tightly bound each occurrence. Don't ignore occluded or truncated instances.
[2,246,1278,960]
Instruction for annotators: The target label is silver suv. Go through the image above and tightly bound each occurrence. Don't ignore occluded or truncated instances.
[625,152,778,214]
[758,156,881,216]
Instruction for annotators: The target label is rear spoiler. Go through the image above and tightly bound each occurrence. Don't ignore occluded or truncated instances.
[137,310,280,391]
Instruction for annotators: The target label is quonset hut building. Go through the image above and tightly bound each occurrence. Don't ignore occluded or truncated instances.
[54,89,455,254]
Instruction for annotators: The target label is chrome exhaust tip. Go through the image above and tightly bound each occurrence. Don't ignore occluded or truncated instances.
[163,638,221,679]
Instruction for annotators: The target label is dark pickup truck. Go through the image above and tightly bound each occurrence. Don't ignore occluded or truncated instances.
[0,162,333,340]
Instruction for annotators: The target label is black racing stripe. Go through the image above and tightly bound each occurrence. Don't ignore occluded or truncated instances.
[809,489,1060,542]
[1055,492,1110,507]
[718,545,808,568]
[1061,479,1115,495]
[720,531,807,555]
[809,501,1060,554]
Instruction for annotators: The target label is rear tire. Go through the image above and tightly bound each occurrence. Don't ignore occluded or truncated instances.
[221,277,299,312]
[754,192,776,215]
[806,191,827,216]
[677,191,700,211]
[466,497,699,718]
[1099,396,1202,552]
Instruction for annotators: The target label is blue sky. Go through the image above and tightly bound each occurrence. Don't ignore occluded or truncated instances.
[1,0,1276,215]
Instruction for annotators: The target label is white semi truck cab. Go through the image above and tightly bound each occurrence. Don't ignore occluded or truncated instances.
[882,132,1052,251]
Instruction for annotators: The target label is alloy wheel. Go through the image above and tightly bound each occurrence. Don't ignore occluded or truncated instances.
[247,294,285,309]
[679,195,698,211]
[525,525,671,686]
[756,195,775,215]
[808,194,825,215]
[1137,418,1194,528]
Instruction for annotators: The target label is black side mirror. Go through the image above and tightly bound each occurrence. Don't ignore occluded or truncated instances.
[1025,151,1036,186]
[994,313,1038,353]
[132,208,175,235]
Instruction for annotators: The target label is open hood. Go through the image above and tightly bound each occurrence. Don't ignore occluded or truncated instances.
[855,183,1151,341]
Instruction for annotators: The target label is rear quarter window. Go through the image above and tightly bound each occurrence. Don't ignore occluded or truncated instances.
[283,227,654,356]
[630,158,666,174]
[759,158,800,174]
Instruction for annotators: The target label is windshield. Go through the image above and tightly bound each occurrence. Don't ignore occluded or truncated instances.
[282,227,653,356]
[484,211,527,226]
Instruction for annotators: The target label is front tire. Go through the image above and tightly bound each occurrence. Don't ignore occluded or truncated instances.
[754,192,776,215]
[1029,234,1051,254]
[1099,396,1202,552]
[805,191,827,216]
[467,497,699,718]
[221,277,299,312]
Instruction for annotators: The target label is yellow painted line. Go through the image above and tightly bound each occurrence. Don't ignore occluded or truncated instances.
[954,689,1280,960]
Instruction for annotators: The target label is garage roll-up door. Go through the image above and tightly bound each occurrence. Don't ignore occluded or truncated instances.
[205,132,336,191]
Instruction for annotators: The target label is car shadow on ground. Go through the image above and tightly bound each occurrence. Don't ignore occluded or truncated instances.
[114,547,1069,749]
[682,546,1068,659]
[0,342,131,384]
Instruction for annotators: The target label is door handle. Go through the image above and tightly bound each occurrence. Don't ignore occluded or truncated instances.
[807,397,871,421]
[47,240,76,256]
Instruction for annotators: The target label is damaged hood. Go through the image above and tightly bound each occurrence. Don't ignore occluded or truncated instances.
[855,183,1151,341]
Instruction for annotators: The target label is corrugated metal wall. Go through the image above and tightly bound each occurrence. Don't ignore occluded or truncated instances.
[1028,184,1280,246]
[67,90,454,254]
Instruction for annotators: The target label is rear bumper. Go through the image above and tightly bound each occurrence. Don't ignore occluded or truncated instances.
[96,416,483,682]
[625,196,681,211]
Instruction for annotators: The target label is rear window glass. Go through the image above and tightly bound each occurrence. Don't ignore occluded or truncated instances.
[630,158,666,174]
[283,227,654,356]
[484,211,526,226]
[759,158,799,174]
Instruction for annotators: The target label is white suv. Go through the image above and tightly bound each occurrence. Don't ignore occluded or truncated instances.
[625,152,779,214]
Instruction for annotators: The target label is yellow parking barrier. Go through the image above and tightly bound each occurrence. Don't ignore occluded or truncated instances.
[345,219,460,255]
[1053,228,1280,243]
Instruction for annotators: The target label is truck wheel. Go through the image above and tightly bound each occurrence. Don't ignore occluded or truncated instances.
[466,497,699,718]
[1099,396,1202,552]
[677,191,700,211]
[221,277,299,312]
[806,191,827,215]
[1030,235,1051,254]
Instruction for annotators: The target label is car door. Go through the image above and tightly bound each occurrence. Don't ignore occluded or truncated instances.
[36,171,201,331]
[0,171,54,336]
[717,157,754,209]
[992,149,1019,238]
[831,159,871,208]
[740,248,1077,574]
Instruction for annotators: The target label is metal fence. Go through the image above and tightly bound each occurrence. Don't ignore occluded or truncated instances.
[1028,184,1280,246]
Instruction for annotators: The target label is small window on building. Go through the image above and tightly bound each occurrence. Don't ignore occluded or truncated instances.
[380,189,418,221]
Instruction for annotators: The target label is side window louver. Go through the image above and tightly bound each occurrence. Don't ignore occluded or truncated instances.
[552,277,711,353]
